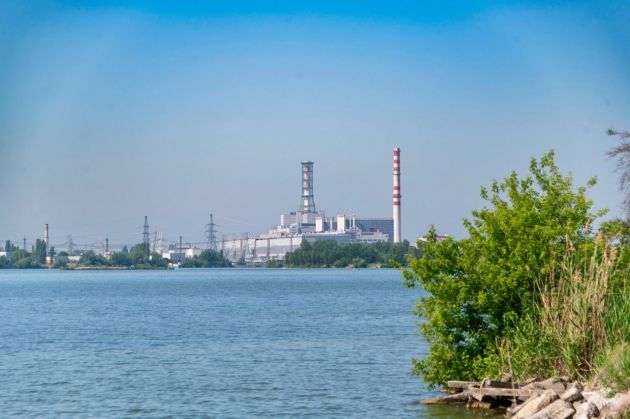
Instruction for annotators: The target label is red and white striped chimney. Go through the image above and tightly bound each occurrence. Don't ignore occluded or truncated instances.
[393,147,401,243]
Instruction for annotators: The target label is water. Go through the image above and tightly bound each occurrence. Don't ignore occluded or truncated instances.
[0,268,485,418]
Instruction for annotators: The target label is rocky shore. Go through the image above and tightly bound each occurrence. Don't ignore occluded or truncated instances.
[421,376,630,418]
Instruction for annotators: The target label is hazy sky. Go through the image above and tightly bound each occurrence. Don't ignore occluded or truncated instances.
[1,1,629,249]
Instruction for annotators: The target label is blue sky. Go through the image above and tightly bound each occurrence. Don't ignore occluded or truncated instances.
[1,1,629,248]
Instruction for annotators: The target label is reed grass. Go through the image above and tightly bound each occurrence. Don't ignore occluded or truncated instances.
[498,232,629,389]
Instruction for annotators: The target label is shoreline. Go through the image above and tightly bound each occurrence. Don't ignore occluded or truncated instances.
[421,377,630,418]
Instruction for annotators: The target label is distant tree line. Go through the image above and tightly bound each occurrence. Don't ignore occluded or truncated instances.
[269,240,420,268]
[180,249,232,268]
[1,240,233,270]
[0,239,52,269]
[71,243,169,269]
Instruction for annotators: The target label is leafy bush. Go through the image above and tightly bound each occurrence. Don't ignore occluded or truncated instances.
[403,151,603,387]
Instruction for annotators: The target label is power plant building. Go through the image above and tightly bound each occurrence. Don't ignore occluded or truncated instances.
[222,153,400,264]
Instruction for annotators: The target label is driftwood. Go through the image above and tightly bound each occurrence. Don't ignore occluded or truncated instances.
[420,392,470,405]
[446,380,478,390]
[470,387,542,401]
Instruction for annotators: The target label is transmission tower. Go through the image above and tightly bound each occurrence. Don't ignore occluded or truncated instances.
[205,213,219,251]
[143,216,150,246]
[23,237,26,251]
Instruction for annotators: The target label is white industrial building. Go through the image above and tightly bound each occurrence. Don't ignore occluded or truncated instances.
[222,152,401,264]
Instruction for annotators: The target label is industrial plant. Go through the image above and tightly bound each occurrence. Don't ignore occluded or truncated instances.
[1,148,403,266]
[221,148,402,264]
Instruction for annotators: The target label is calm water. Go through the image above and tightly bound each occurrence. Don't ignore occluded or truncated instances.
[0,268,483,418]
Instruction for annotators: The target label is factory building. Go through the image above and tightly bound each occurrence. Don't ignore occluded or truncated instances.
[222,152,400,264]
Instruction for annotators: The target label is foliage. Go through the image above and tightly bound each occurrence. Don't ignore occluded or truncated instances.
[79,250,109,266]
[497,229,629,382]
[110,251,132,266]
[32,239,47,265]
[281,240,418,268]
[402,151,602,387]
[0,244,44,269]
[129,243,150,264]
[596,342,630,393]
[76,243,167,269]
[3,240,18,252]
[181,249,232,268]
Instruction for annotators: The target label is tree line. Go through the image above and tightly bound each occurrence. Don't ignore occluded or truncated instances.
[0,239,53,269]
[270,239,420,268]
[0,240,232,269]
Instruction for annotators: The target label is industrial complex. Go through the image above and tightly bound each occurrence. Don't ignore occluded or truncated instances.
[221,148,402,263]
[1,148,403,266]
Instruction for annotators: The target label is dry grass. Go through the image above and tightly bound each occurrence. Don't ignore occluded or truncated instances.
[536,234,618,379]
[499,231,628,384]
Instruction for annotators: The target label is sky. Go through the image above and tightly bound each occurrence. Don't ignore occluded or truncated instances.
[1,0,629,249]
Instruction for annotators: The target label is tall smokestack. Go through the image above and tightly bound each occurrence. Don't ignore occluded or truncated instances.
[301,161,316,213]
[393,148,401,243]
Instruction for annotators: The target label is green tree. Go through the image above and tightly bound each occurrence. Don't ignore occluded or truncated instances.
[149,252,168,268]
[32,239,46,265]
[403,151,602,386]
[79,250,109,266]
[181,249,232,268]
[110,251,132,266]
[129,243,150,265]
[4,240,17,252]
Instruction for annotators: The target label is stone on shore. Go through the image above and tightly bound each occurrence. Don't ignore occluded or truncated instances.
[513,389,559,419]
[529,399,575,419]
[573,401,599,419]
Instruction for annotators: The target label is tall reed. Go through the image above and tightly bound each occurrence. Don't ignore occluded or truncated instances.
[499,232,626,383]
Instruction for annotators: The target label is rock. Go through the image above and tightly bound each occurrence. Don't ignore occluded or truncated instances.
[583,391,611,411]
[513,389,559,419]
[574,401,600,419]
[509,394,537,416]
[561,385,584,403]
[599,391,630,418]
[572,382,584,392]
[537,377,568,394]
[530,399,575,419]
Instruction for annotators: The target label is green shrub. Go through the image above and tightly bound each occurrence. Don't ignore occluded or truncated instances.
[403,151,602,387]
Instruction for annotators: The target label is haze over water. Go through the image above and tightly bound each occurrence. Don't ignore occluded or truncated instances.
[0,268,490,418]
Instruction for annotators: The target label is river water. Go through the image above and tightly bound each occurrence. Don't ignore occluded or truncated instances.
[0,268,485,418]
